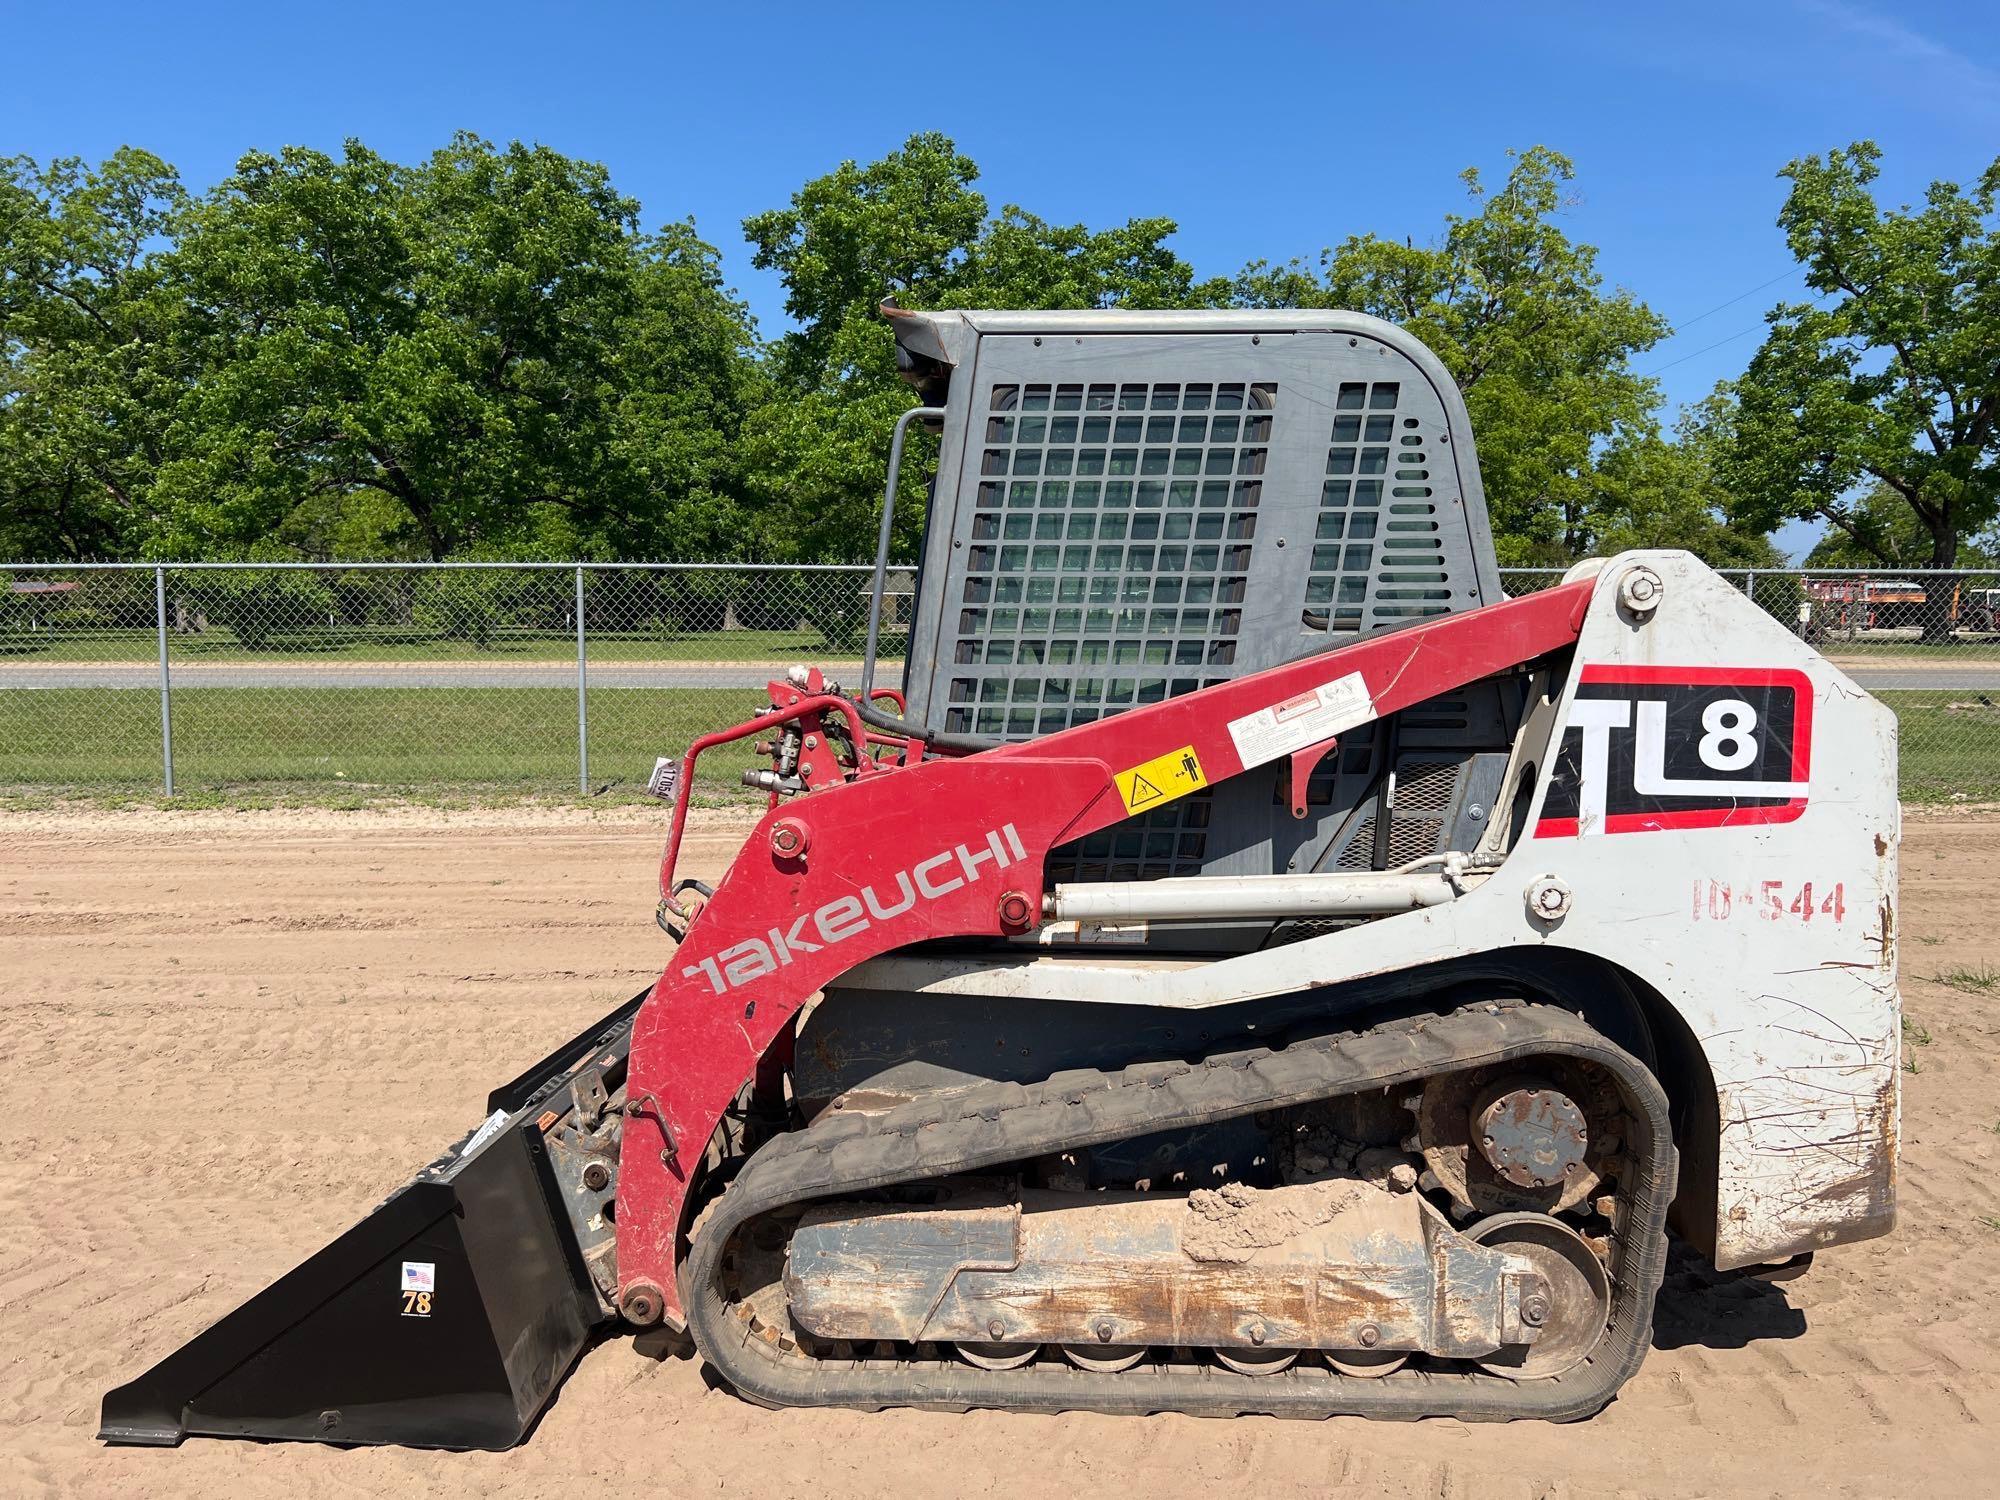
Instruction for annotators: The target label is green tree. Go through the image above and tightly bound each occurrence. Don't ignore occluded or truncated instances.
[1714,142,2000,633]
[147,133,760,561]
[1234,147,1669,564]
[741,132,1227,560]
[744,132,988,388]
[3,136,762,565]
[1585,424,1782,567]
[0,149,184,559]
[178,555,336,650]
[610,222,768,559]
[1795,485,1996,569]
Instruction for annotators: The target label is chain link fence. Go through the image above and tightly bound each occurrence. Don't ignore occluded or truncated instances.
[2,562,1995,803]
[0,563,902,805]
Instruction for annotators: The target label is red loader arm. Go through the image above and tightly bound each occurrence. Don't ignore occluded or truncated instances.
[614,578,1595,1326]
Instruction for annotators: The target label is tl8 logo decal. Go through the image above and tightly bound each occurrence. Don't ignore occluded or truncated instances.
[1535,666,1812,838]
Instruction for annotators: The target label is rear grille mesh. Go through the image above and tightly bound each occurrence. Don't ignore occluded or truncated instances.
[945,379,1274,742]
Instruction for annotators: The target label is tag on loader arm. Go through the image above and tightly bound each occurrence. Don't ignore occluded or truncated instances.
[645,757,680,804]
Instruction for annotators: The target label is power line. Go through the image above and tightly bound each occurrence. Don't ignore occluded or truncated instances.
[1640,321,1772,376]
[1669,265,1805,333]
[1630,265,1807,380]
[1640,288,1836,378]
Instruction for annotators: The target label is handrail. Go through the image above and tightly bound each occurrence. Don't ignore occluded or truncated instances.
[860,405,944,703]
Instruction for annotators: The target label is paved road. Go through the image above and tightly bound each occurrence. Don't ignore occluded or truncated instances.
[2,656,1997,693]
[1825,658,2000,691]
[1842,670,2000,690]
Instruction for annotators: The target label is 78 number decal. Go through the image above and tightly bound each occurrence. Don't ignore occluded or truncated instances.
[400,1260,436,1318]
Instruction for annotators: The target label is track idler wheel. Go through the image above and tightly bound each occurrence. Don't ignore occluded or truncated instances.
[1465,1213,1610,1379]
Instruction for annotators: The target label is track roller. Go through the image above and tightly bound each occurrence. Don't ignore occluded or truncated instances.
[1464,1213,1611,1379]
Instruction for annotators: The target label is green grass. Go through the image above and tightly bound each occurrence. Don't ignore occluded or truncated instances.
[0,683,1993,807]
[0,624,906,665]
[0,685,773,804]
[1901,1014,1932,1077]
[1878,691,2000,802]
[1932,963,2000,995]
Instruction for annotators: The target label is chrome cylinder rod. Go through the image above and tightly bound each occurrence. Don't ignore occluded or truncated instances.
[1046,871,1461,924]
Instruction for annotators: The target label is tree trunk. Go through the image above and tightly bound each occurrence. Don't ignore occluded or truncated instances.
[1921,515,1959,644]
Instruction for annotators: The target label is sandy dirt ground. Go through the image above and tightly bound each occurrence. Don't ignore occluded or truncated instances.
[3,805,1997,1499]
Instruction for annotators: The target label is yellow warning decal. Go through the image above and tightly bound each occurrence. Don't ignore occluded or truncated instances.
[1114,744,1207,815]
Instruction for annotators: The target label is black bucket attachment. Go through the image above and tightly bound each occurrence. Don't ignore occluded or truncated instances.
[100,992,643,1451]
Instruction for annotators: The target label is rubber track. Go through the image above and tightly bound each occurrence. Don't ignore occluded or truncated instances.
[681,1001,1676,1420]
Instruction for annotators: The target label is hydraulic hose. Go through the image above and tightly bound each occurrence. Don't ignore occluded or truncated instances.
[851,692,1002,757]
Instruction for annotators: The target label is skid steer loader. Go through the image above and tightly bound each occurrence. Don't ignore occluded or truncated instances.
[101,307,1900,1449]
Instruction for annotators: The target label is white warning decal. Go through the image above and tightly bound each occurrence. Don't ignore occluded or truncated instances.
[1226,672,1376,768]
[459,1108,509,1159]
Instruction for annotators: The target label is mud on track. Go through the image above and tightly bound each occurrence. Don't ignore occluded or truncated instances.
[2,806,1997,1499]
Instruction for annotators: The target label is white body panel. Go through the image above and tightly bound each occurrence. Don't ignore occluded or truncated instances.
[841,553,1900,1269]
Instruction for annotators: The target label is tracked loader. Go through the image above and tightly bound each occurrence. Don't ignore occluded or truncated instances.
[101,308,1900,1448]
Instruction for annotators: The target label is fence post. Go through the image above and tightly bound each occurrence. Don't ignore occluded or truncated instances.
[575,565,589,796]
[154,565,175,798]
[1743,569,1757,607]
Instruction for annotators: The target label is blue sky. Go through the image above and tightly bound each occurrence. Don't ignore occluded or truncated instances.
[6,0,1994,558]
